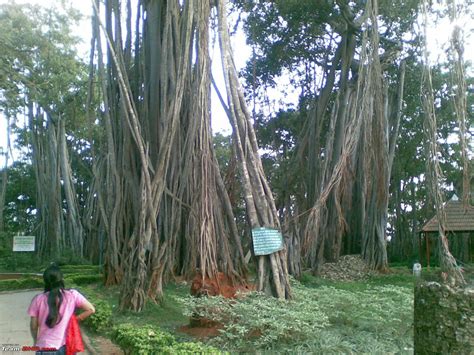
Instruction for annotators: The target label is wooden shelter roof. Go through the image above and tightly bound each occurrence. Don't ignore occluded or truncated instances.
[421,198,474,233]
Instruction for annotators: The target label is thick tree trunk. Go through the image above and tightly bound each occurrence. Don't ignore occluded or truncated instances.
[30,111,63,259]
[217,0,291,299]
[92,0,123,285]
[58,118,84,257]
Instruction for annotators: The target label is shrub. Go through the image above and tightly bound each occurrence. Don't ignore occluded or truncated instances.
[82,297,112,332]
[161,341,223,354]
[0,254,42,272]
[112,324,224,355]
[112,324,176,355]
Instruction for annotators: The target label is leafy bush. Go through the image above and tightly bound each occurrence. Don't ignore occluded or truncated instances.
[112,324,177,354]
[0,254,42,272]
[161,341,223,354]
[82,297,112,332]
[112,324,223,355]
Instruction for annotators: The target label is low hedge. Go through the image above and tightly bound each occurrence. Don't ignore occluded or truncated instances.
[65,274,103,285]
[112,324,224,355]
[59,265,102,274]
[161,341,225,354]
[112,324,175,354]
[0,277,43,291]
[0,275,102,292]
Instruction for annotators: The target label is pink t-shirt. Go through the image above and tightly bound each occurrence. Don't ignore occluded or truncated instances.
[27,289,87,349]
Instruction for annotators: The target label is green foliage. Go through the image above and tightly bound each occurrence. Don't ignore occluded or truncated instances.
[59,264,101,273]
[178,283,330,351]
[0,277,42,291]
[212,133,232,171]
[84,298,112,332]
[179,279,413,353]
[99,283,189,337]
[0,232,41,272]
[112,324,223,355]
[81,295,112,332]
[0,253,41,272]
[0,235,96,273]
[65,274,103,286]
[112,324,175,354]
[0,163,36,233]
[160,341,223,354]
[74,283,219,354]
[0,2,100,259]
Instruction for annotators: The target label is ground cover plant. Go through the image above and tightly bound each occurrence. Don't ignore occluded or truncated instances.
[178,274,414,353]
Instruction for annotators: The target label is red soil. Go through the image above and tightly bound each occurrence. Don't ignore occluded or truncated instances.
[179,272,254,339]
[179,324,222,339]
[190,272,254,298]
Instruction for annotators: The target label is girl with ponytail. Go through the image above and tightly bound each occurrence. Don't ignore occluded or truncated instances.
[28,264,95,354]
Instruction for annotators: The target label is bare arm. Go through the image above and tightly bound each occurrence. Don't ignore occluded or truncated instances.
[76,299,95,321]
[30,317,38,344]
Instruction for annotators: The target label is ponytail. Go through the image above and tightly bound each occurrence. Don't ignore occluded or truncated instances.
[43,264,65,328]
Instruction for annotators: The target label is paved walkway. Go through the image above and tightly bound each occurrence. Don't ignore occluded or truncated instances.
[0,290,95,355]
[0,290,38,354]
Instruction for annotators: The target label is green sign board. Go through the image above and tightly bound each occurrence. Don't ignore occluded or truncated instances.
[252,227,283,256]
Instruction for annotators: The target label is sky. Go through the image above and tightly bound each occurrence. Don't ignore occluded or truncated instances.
[0,0,473,163]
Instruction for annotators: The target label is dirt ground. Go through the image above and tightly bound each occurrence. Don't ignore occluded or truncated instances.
[82,329,123,355]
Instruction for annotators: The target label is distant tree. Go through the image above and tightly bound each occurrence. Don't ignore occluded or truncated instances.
[235,0,417,271]
[0,3,89,258]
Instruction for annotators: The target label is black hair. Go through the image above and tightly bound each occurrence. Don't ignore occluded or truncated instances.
[43,263,65,328]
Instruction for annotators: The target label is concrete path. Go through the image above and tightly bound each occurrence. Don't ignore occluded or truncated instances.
[0,290,38,354]
[0,290,95,355]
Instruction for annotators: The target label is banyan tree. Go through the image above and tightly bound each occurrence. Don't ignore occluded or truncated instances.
[89,0,290,311]
[297,0,405,272]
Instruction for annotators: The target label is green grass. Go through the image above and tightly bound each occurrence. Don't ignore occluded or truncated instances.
[299,267,414,290]
[81,282,190,337]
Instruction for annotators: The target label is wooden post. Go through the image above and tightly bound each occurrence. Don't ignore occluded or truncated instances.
[418,232,423,265]
[426,233,430,268]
